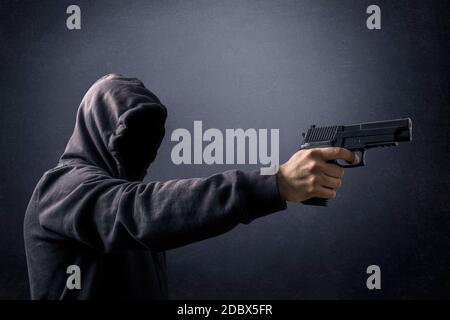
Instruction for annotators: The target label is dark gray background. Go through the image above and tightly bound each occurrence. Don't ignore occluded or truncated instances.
[1,0,449,299]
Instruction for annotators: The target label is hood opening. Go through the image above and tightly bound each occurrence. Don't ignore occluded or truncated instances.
[111,105,166,181]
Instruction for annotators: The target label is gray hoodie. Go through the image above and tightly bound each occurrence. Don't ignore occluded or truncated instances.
[23,74,286,299]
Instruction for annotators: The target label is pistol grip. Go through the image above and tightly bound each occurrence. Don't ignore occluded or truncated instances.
[301,197,329,207]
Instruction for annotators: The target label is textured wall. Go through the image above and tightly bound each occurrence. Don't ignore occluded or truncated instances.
[1,0,449,299]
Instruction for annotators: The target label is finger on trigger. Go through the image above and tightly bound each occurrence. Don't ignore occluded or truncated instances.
[322,147,356,163]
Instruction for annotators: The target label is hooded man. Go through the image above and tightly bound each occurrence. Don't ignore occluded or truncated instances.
[24,74,356,299]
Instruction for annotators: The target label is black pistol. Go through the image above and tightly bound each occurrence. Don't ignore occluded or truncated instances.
[300,118,413,206]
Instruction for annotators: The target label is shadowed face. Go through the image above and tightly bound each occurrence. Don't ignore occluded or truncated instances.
[117,109,166,181]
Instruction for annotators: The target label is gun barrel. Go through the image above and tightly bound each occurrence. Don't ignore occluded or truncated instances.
[342,118,412,143]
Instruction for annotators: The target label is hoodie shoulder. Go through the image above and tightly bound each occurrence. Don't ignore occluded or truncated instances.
[35,164,116,203]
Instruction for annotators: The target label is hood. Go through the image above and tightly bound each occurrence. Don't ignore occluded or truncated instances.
[60,74,167,181]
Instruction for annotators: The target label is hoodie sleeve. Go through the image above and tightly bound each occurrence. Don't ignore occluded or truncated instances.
[37,167,287,253]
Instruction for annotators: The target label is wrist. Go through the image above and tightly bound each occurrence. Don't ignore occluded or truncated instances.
[276,166,288,202]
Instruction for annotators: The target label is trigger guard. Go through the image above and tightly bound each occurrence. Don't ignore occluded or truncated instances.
[337,150,365,168]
